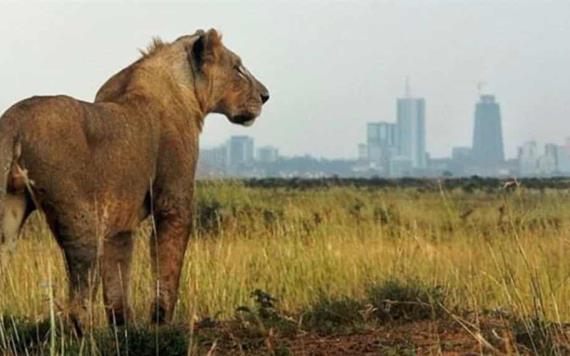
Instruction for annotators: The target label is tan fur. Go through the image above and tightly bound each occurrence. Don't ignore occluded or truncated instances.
[0,28,269,330]
[139,37,168,57]
[0,194,26,264]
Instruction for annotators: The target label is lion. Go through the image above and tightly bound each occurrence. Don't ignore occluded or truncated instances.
[0,29,269,330]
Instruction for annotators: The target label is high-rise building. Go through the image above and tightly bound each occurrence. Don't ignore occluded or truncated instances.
[357,143,368,162]
[227,136,254,166]
[256,146,279,163]
[517,141,559,176]
[366,122,398,163]
[518,141,539,176]
[200,145,227,169]
[540,144,558,174]
[198,144,228,176]
[367,122,398,168]
[556,142,570,174]
[471,95,505,169]
[397,97,426,168]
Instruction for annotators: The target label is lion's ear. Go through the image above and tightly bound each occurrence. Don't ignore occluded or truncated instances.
[190,29,222,69]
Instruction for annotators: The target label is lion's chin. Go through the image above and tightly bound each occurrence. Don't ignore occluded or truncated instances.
[229,114,257,127]
[241,118,256,127]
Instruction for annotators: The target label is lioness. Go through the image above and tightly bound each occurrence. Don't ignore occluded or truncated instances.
[0,29,269,329]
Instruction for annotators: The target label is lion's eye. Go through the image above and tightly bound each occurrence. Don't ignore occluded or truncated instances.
[236,65,247,79]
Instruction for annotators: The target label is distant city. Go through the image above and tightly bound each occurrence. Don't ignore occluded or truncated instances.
[199,89,570,179]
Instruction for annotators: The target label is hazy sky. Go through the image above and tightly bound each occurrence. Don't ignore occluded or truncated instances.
[1,1,569,159]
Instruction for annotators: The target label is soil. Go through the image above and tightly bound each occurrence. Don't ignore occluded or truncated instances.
[197,317,570,355]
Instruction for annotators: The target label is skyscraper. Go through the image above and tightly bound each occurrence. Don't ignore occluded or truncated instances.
[227,135,254,166]
[397,97,426,168]
[471,95,505,169]
[367,122,398,168]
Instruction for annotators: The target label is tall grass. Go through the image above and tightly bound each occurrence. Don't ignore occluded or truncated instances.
[0,181,569,353]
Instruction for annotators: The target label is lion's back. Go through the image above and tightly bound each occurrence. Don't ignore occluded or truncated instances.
[2,95,90,155]
[2,94,157,207]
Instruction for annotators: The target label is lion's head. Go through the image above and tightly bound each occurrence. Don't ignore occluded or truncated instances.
[187,29,269,126]
[96,29,269,126]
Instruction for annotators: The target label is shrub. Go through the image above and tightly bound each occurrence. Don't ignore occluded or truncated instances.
[366,279,446,321]
[302,296,366,333]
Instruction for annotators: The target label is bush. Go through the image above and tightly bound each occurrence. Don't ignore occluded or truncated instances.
[302,296,367,333]
[366,279,446,321]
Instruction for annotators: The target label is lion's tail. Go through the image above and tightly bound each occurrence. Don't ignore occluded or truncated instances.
[0,129,15,245]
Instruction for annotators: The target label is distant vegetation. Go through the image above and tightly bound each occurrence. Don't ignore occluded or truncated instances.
[1,179,569,354]
[243,176,570,190]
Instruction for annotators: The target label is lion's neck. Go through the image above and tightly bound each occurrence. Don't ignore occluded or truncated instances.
[96,45,207,130]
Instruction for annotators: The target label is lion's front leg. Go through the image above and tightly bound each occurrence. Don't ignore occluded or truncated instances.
[149,206,192,324]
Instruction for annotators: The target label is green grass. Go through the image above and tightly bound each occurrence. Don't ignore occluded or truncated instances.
[1,180,569,353]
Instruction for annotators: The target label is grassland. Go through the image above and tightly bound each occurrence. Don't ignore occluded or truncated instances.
[1,179,570,354]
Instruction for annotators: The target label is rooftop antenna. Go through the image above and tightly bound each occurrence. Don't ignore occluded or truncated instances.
[405,76,411,98]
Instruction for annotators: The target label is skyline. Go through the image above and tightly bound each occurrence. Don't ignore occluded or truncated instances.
[199,125,570,178]
[203,90,569,162]
[1,1,569,159]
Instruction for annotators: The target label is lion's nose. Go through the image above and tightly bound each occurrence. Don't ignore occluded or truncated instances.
[261,92,270,104]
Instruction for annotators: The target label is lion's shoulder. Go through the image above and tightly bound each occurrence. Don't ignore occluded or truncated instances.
[95,64,139,103]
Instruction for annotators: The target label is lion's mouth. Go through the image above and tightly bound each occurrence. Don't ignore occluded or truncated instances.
[230,113,257,127]
[228,101,263,126]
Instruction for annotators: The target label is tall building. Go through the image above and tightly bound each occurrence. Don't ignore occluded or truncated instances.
[256,146,279,163]
[517,141,559,176]
[448,146,473,176]
[556,142,570,174]
[357,143,368,162]
[200,145,227,170]
[471,95,505,169]
[539,144,558,174]
[367,122,398,169]
[198,144,228,177]
[397,97,426,168]
[227,136,254,166]
[451,147,472,162]
[518,141,539,176]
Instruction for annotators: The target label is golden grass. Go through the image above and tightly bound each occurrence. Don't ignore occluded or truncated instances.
[1,181,569,329]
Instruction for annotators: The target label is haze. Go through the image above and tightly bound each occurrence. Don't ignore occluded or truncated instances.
[1,1,569,159]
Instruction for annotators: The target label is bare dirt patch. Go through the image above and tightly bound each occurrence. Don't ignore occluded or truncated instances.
[198,317,570,355]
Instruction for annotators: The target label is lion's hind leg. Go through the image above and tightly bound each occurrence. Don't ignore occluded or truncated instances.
[45,212,100,336]
[101,231,134,326]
